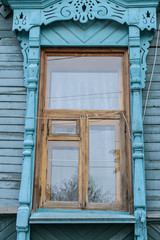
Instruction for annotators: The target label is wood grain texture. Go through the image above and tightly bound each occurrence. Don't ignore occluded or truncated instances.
[0,13,26,212]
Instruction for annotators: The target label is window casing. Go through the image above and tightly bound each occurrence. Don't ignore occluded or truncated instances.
[33,48,132,212]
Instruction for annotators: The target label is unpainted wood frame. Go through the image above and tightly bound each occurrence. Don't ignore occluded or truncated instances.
[33,48,132,213]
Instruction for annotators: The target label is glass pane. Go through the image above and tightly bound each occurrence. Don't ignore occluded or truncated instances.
[46,56,123,110]
[51,121,77,135]
[88,120,121,204]
[47,141,79,202]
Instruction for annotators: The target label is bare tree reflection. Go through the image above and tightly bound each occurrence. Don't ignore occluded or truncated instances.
[50,174,114,203]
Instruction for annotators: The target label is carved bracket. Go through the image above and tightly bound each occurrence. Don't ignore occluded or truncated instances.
[12,0,157,31]
[140,30,154,89]
[17,32,29,87]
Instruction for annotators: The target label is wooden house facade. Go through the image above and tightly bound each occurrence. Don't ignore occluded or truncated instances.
[0,0,160,239]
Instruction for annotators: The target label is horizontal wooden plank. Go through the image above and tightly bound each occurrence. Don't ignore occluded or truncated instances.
[147,211,160,215]
[143,107,160,116]
[0,148,23,157]
[147,190,160,198]
[0,181,20,189]
[0,38,20,46]
[147,48,160,56]
[146,180,160,190]
[0,53,23,62]
[0,200,18,208]
[145,161,160,170]
[30,212,135,224]
[0,70,24,78]
[0,117,25,125]
[144,125,160,134]
[144,152,160,161]
[0,133,24,140]
[0,206,18,213]
[0,156,22,165]
[0,109,26,116]
[145,65,160,73]
[0,95,26,102]
[0,102,26,110]
[150,38,160,47]
[147,201,160,210]
[144,143,160,152]
[145,170,160,180]
[0,20,12,31]
[0,78,24,87]
[0,173,21,181]
[144,82,160,91]
[0,62,23,70]
[0,125,25,133]
[144,116,160,125]
[144,134,160,143]
[143,91,160,98]
[0,141,23,149]
[0,189,19,199]
[145,73,160,82]
[142,99,160,107]
[0,46,22,54]
[0,31,16,38]
[0,87,26,94]
[0,164,22,173]
[146,55,160,64]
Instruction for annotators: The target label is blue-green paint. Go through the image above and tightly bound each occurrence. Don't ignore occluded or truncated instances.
[31,223,134,240]
[30,211,135,224]
[2,0,159,240]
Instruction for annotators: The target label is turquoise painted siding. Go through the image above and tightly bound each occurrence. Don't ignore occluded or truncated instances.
[0,215,17,240]
[143,16,160,216]
[0,10,26,212]
[31,224,134,240]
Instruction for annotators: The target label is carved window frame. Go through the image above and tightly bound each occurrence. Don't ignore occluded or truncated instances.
[5,0,158,237]
[33,47,132,213]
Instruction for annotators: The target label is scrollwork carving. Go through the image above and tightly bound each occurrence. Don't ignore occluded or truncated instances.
[140,31,154,88]
[12,1,157,31]
[17,32,29,87]
[42,0,127,25]
[13,10,29,31]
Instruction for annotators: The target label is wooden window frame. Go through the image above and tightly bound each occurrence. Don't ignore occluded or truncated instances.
[33,48,133,213]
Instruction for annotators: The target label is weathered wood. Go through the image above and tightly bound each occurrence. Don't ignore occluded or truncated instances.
[0,54,23,62]
[0,79,25,87]
[0,173,21,181]
[146,180,160,190]
[0,164,22,172]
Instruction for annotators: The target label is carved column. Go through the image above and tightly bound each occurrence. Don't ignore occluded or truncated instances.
[129,26,147,240]
[16,26,40,240]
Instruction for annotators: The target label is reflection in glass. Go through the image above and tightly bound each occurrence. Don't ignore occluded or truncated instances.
[47,141,79,202]
[51,121,77,135]
[46,56,122,110]
[88,121,120,203]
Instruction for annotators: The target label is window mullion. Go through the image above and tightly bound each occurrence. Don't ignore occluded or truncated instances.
[84,116,89,209]
[79,113,86,209]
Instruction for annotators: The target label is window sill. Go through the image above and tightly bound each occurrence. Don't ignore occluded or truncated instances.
[30,209,135,224]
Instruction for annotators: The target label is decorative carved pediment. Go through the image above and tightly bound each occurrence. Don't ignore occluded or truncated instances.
[3,0,159,31]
